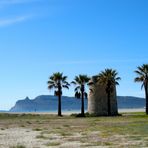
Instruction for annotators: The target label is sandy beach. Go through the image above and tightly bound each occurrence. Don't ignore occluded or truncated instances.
[3,108,145,115]
[118,108,145,113]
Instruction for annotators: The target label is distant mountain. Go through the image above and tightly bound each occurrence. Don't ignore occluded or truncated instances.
[10,95,83,112]
[9,95,145,112]
[117,96,145,109]
[0,110,7,112]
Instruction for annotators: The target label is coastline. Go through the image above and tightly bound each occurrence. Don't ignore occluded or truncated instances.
[1,108,145,115]
[118,108,145,113]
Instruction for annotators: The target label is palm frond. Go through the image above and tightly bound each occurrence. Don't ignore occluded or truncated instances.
[62,85,69,89]
[134,77,144,82]
[141,83,144,90]
[115,82,119,85]
[75,86,80,92]
[71,81,76,85]
[63,81,70,86]
[97,68,120,88]
[48,84,55,90]
[62,76,67,81]
[134,70,144,76]
[116,77,121,81]
[74,74,90,85]
[47,72,69,92]
[87,81,94,86]
[47,80,54,84]
[134,64,148,94]
[75,91,81,98]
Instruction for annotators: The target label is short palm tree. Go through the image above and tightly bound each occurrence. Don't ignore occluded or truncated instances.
[71,75,90,116]
[134,64,148,114]
[97,69,121,116]
[47,72,70,116]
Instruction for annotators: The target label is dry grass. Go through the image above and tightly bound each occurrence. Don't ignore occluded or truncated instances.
[0,112,148,147]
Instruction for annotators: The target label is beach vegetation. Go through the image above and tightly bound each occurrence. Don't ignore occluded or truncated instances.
[36,134,47,139]
[96,69,121,116]
[47,72,70,116]
[10,145,26,148]
[1,113,148,147]
[134,64,148,114]
[45,142,60,146]
[71,74,90,117]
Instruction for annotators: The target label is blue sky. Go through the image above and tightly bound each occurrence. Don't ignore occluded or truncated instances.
[0,0,148,110]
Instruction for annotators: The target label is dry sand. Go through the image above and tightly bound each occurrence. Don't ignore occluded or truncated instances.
[0,128,93,148]
[0,128,47,148]
[118,108,145,113]
[4,108,145,115]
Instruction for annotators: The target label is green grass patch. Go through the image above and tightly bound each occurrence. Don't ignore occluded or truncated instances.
[45,142,61,146]
[10,144,26,148]
[59,131,73,137]
[33,128,43,131]
[36,134,47,139]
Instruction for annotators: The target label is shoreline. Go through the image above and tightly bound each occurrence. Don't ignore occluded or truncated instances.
[118,108,145,113]
[1,108,145,115]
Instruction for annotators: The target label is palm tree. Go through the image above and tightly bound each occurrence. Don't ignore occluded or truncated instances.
[134,64,148,114]
[71,75,90,116]
[47,72,70,116]
[75,91,81,99]
[97,69,121,116]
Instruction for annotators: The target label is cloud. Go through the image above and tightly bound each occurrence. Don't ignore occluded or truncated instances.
[0,0,42,8]
[49,58,147,65]
[0,0,43,27]
[49,60,98,65]
[0,16,30,27]
[0,0,39,5]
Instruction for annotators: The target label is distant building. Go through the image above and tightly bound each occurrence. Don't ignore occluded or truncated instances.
[88,76,118,116]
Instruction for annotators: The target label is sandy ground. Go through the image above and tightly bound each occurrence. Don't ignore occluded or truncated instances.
[0,128,47,148]
[118,108,145,113]
[0,109,146,148]
[4,108,145,115]
[0,127,144,148]
[0,128,94,148]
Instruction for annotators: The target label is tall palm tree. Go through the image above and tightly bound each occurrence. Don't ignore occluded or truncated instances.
[134,64,148,114]
[47,72,70,116]
[71,75,90,116]
[97,69,121,116]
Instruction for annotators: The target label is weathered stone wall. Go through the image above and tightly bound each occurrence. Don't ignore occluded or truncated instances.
[88,76,118,116]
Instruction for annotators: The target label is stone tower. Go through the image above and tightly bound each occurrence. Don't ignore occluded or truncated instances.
[88,76,118,116]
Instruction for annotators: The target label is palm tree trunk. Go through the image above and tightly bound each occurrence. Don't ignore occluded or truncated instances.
[58,84,62,116]
[107,91,111,116]
[145,84,148,115]
[58,94,62,116]
[81,91,85,116]
[81,85,85,117]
